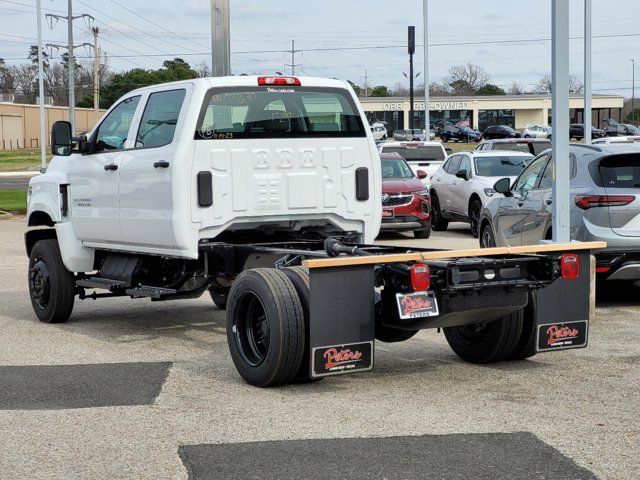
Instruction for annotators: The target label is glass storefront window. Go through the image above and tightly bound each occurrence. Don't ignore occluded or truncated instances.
[478,109,515,131]
[365,111,403,135]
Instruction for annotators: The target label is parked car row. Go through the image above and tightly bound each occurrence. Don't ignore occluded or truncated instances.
[478,143,640,281]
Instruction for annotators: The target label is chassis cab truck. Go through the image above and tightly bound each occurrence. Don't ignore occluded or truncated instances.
[26,75,603,387]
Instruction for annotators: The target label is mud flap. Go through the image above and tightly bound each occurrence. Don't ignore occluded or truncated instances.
[535,252,593,352]
[308,266,375,378]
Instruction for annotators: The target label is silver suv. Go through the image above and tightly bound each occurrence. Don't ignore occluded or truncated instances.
[430,150,533,237]
[479,143,640,280]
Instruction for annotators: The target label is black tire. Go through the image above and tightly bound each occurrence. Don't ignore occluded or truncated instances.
[226,268,304,387]
[375,292,419,343]
[209,288,228,310]
[524,134,530,138]
[443,309,524,364]
[508,292,538,360]
[480,223,496,248]
[469,198,482,238]
[442,136,449,143]
[28,238,75,324]
[413,221,431,239]
[430,192,449,231]
[282,267,322,383]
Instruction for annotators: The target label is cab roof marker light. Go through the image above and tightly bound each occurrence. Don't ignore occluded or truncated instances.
[258,76,301,86]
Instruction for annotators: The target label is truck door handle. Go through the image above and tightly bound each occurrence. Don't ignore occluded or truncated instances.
[104,163,118,171]
[546,199,553,205]
[154,160,170,169]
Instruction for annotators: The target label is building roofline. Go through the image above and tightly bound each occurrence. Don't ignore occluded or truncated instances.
[358,93,623,102]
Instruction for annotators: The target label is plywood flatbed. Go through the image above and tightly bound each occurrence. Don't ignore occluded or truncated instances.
[303,241,607,268]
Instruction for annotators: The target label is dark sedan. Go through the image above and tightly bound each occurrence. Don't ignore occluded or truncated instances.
[483,125,521,140]
[569,124,606,140]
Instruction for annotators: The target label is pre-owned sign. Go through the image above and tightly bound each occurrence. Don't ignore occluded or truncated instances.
[383,101,470,111]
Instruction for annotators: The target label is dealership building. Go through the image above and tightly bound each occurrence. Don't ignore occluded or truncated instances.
[359,94,625,134]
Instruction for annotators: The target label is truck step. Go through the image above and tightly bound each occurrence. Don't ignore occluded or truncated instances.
[125,286,177,299]
[77,277,128,291]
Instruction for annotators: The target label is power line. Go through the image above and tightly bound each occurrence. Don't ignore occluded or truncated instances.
[106,0,209,53]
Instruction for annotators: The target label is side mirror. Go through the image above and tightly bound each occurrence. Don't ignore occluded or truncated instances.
[416,169,427,179]
[494,177,512,196]
[455,169,469,181]
[51,121,72,156]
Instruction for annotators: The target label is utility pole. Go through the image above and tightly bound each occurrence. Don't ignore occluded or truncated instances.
[210,0,230,77]
[423,0,429,132]
[408,26,416,130]
[45,6,93,134]
[632,59,636,124]
[36,0,46,173]
[584,0,592,143]
[361,69,371,97]
[285,40,302,75]
[92,26,100,124]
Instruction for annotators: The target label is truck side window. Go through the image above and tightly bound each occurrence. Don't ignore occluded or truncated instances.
[136,89,186,149]
[94,96,140,151]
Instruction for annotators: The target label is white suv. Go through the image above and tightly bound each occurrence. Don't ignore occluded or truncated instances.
[429,150,533,236]
[378,140,447,184]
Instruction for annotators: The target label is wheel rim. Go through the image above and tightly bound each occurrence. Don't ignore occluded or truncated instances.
[481,228,495,248]
[29,257,50,310]
[234,292,270,366]
[454,323,490,344]
[432,196,441,224]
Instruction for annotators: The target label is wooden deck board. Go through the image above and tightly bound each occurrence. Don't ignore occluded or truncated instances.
[302,241,607,269]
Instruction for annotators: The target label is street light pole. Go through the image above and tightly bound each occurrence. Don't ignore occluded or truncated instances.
[584,0,592,143]
[551,0,571,244]
[423,0,429,132]
[210,0,230,77]
[36,0,47,173]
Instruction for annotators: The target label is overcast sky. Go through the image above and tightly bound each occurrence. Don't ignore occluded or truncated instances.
[1,0,639,96]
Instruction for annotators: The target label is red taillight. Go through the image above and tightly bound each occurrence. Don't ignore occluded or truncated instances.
[410,263,431,291]
[560,253,580,280]
[258,76,301,86]
[595,266,611,274]
[574,195,635,210]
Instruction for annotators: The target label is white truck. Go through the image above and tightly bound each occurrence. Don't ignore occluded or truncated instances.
[27,75,602,387]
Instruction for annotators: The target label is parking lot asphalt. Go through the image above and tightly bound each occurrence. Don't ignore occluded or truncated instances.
[1,219,639,479]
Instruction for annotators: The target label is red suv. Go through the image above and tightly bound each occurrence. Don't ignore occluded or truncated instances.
[379,153,431,238]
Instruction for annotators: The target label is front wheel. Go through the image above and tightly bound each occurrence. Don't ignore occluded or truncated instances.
[430,193,449,231]
[226,268,304,387]
[469,199,482,238]
[28,239,75,324]
[479,223,496,248]
[413,221,431,239]
[443,309,524,363]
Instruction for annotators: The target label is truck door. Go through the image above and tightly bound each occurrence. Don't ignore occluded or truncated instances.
[118,88,188,248]
[69,96,141,244]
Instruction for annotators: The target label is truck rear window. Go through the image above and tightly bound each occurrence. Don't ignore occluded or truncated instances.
[195,87,365,139]
[381,146,445,162]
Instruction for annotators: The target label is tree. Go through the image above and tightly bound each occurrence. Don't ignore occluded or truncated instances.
[429,82,450,96]
[10,64,38,103]
[95,58,198,108]
[370,85,391,97]
[535,74,584,94]
[444,63,490,95]
[0,58,15,93]
[624,108,640,124]
[195,61,210,78]
[507,81,524,95]
[28,45,49,69]
[476,83,506,95]
[391,81,408,96]
[347,80,362,96]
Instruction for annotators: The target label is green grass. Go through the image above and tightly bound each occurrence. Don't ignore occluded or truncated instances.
[441,141,480,154]
[0,148,50,173]
[0,190,27,213]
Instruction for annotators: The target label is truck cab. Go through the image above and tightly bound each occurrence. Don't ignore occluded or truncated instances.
[27,76,381,273]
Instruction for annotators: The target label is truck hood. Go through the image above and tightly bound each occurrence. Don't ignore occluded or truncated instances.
[382,178,425,193]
